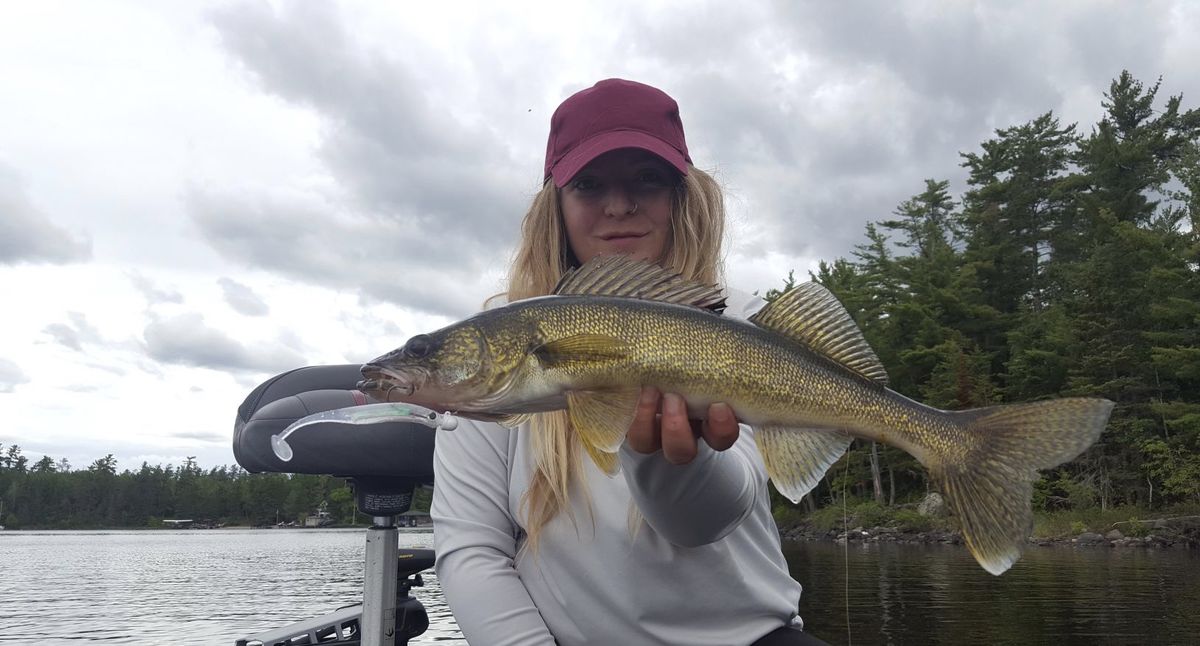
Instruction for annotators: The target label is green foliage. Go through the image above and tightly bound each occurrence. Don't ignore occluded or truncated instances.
[919,339,999,409]
[0,447,365,529]
[772,504,807,528]
[1124,519,1153,538]
[1030,514,1074,537]
[808,503,850,532]
[1141,434,1200,502]
[850,500,892,528]
[1060,475,1099,511]
[783,71,1200,520]
[891,509,938,533]
[1030,504,1193,538]
[762,270,798,303]
[411,485,434,513]
[805,499,892,531]
[790,500,945,533]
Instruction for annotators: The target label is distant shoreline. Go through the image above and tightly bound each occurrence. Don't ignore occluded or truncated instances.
[0,523,433,532]
[777,515,1200,550]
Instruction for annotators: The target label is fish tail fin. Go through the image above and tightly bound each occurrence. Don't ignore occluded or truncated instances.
[936,398,1114,575]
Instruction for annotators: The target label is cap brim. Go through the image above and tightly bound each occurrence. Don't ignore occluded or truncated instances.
[549,130,689,188]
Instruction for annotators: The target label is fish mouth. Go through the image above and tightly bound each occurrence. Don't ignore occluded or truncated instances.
[358,363,422,401]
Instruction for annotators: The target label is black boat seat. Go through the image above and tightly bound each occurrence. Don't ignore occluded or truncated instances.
[233,365,436,480]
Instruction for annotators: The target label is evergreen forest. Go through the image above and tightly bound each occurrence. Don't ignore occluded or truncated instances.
[774,71,1200,521]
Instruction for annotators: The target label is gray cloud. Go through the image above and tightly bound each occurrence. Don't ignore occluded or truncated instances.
[0,164,91,265]
[775,2,1173,110]
[136,359,165,378]
[170,430,227,443]
[43,323,83,351]
[186,188,497,317]
[336,305,417,364]
[143,311,307,375]
[128,271,184,305]
[217,277,269,316]
[84,361,127,377]
[0,357,28,393]
[198,0,1199,287]
[201,2,528,315]
[42,312,102,351]
[208,3,527,233]
[616,1,1195,265]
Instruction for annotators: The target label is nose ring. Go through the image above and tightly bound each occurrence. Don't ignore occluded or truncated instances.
[629,202,638,214]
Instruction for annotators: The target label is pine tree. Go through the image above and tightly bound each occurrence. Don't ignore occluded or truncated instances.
[958,112,1080,396]
[1060,71,1200,507]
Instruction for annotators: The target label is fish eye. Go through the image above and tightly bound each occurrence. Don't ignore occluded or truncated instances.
[403,334,435,358]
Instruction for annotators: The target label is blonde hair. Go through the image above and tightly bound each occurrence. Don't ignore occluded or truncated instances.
[507,165,726,552]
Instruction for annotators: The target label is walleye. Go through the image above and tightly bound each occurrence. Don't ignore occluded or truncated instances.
[359,255,1113,575]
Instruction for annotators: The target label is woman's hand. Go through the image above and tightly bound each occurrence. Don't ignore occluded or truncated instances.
[625,387,740,464]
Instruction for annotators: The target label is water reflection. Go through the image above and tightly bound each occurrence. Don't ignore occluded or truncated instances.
[787,541,1200,645]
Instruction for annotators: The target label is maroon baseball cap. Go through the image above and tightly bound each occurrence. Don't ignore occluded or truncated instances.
[544,78,692,188]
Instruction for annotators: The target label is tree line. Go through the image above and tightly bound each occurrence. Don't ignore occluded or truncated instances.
[3,71,1197,530]
[776,71,1200,515]
[0,448,366,528]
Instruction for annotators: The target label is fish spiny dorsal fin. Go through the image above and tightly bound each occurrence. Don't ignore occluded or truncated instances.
[554,255,726,311]
[749,282,889,385]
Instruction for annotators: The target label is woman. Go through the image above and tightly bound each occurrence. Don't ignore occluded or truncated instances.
[431,79,823,646]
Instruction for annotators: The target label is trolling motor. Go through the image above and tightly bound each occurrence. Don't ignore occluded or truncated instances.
[231,365,444,646]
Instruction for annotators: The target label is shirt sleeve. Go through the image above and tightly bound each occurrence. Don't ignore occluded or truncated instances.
[617,287,771,548]
[618,424,766,547]
[431,421,557,646]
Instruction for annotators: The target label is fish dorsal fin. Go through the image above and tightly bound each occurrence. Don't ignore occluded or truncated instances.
[554,255,726,311]
[749,282,889,385]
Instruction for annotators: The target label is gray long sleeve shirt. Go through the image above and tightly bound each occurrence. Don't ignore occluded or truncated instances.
[430,289,803,646]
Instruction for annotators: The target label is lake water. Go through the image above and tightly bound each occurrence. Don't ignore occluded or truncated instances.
[790,540,1200,645]
[1,528,1196,645]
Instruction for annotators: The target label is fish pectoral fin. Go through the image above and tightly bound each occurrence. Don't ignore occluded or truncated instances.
[583,440,621,476]
[755,426,853,503]
[567,389,640,473]
[534,334,629,368]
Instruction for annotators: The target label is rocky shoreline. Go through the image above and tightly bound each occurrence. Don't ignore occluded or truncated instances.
[779,515,1200,550]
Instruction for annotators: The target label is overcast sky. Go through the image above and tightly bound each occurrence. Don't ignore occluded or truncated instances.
[2,0,1198,471]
